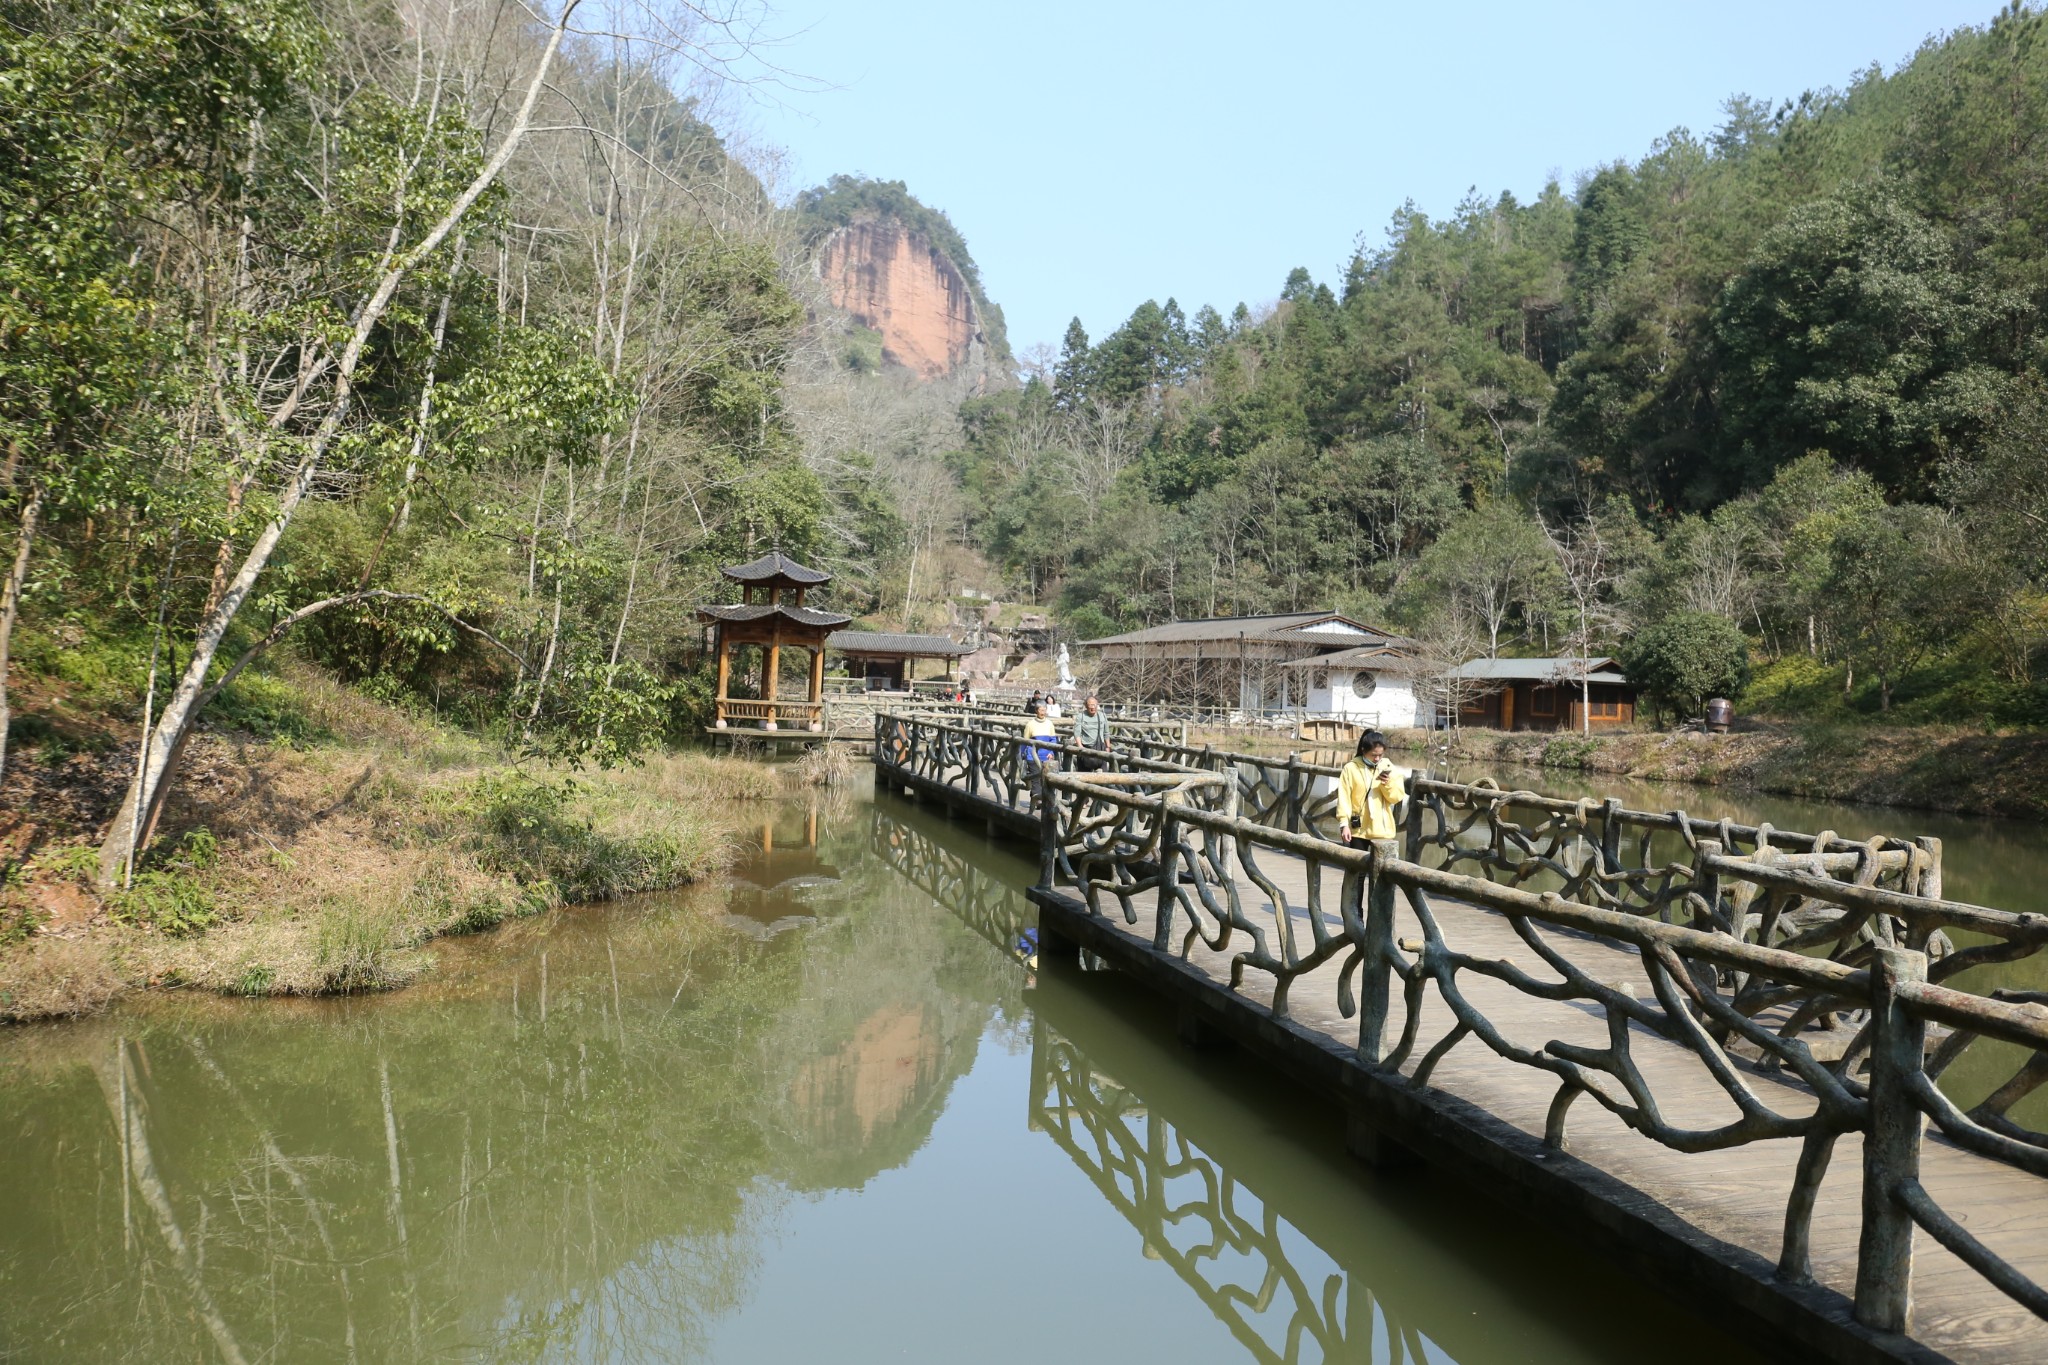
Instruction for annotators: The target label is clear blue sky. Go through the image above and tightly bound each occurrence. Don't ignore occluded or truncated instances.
[735,0,2006,358]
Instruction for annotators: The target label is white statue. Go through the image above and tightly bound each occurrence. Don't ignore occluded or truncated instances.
[1056,642,1075,690]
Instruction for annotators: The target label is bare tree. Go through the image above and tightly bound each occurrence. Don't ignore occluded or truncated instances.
[1540,514,1620,737]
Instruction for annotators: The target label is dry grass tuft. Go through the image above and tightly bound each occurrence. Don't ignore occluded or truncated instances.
[623,750,782,803]
[793,742,854,787]
[0,937,124,1021]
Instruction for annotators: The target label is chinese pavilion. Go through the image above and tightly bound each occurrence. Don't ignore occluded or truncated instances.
[697,550,850,731]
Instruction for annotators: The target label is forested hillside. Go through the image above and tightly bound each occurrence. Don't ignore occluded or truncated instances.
[951,4,2048,726]
[0,0,948,878]
[5,0,2046,909]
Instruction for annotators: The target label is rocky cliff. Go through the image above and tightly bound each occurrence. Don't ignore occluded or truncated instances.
[818,218,984,380]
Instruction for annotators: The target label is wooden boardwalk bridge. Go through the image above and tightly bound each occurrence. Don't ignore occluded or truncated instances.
[872,710,2048,1365]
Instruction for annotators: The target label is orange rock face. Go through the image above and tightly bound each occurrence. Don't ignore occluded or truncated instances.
[819,219,978,380]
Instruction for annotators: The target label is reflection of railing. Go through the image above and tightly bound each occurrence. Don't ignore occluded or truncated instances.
[1030,1023,1443,1365]
[1037,768,2048,1337]
[868,806,1036,958]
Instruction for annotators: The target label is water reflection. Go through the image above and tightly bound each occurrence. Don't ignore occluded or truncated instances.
[863,800,1756,1365]
[0,791,1020,1363]
[1030,1017,1429,1364]
[0,781,1761,1365]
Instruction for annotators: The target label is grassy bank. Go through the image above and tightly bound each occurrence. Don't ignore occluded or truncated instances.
[0,667,781,1023]
[1386,723,2048,823]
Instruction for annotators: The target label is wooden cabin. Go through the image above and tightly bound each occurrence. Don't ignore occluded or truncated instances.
[1449,657,1637,732]
[828,631,971,691]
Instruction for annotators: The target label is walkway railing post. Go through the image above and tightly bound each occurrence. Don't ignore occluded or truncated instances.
[1155,802,1180,953]
[1855,945,1928,1334]
[966,730,980,799]
[1357,840,1398,1065]
[1599,797,1624,876]
[1037,782,1060,890]
[1402,791,1424,864]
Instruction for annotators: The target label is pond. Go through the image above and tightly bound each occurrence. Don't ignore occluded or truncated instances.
[0,771,1803,1364]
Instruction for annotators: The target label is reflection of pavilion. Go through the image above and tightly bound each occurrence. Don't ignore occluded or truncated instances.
[727,806,839,936]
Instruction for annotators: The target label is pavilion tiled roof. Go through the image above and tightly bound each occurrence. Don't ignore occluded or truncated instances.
[826,630,970,658]
[695,603,851,628]
[720,550,830,586]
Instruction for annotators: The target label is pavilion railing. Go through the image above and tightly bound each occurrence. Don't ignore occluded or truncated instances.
[1032,768,2048,1336]
[715,697,823,728]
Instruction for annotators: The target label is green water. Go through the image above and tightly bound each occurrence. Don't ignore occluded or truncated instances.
[0,775,1800,1364]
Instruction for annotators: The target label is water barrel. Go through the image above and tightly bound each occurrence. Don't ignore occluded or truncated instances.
[1705,697,1734,733]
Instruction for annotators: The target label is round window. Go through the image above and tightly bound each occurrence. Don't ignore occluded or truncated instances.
[1351,671,1378,699]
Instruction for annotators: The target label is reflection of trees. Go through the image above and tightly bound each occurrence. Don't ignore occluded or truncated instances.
[0,792,1027,1363]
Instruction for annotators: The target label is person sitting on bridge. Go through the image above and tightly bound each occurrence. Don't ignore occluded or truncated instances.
[1336,729,1406,845]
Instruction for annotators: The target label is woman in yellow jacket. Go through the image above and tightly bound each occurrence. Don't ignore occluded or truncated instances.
[1336,729,1405,844]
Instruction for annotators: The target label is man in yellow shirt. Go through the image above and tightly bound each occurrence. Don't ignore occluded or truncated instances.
[1336,729,1405,843]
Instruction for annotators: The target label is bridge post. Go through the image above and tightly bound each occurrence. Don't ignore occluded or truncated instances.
[1854,945,1927,1335]
[1155,807,1180,954]
[1037,780,1060,890]
[1599,796,1624,875]
[1356,840,1398,1066]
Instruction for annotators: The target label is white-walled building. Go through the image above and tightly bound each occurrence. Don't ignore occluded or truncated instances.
[1082,612,1402,713]
[1280,646,1433,729]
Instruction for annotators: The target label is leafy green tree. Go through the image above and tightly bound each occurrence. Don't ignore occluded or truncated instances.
[1621,611,1751,724]
[1403,502,1559,656]
[1714,184,2015,495]
[1821,503,1987,711]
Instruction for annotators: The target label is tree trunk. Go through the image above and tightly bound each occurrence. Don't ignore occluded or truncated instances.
[398,234,467,530]
[0,486,45,792]
[97,3,582,884]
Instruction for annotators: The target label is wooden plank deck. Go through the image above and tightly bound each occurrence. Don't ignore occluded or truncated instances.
[1038,839,2048,1365]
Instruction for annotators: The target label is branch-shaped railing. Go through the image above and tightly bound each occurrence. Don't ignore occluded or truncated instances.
[872,711,2048,996]
[1028,768,2048,1337]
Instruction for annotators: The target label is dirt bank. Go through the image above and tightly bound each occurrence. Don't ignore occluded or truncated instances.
[1385,723,2048,823]
[0,669,783,1023]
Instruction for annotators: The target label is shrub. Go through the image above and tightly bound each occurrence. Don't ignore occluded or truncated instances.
[108,871,216,937]
[1621,612,1751,726]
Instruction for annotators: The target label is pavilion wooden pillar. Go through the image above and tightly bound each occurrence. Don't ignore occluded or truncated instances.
[713,629,732,727]
[808,647,825,730]
[764,628,781,729]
